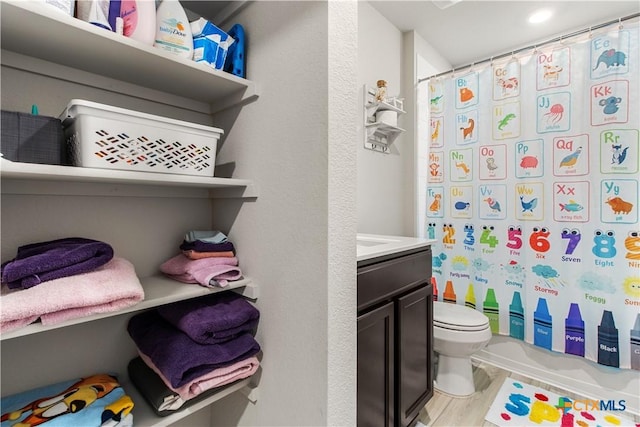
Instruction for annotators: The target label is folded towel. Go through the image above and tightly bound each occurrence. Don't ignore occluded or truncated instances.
[0,257,144,333]
[157,292,259,344]
[127,357,255,416]
[179,240,235,253]
[1,237,114,289]
[128,356,184,415]
[127,310,260,389]
[182,250,235,259]
[184,230,228,244]
[160,254,242,287]
[0,373,134,427]
[140,353,259,401]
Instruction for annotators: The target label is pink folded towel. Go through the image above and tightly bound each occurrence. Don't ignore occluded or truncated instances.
[160,255,243,288]
[139,351,259,402]
[0,257,144,333]
[182,250,235,259]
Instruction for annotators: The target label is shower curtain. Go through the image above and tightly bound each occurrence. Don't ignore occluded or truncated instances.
[422,19,639,370]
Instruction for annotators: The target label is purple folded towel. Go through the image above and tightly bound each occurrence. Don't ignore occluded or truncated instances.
[179,240,235,253]
[127,310,261,389]
[157,292,260,344]
[1,237,114,289]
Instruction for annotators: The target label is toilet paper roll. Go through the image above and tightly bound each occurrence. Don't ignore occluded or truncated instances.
[376,110,398,127]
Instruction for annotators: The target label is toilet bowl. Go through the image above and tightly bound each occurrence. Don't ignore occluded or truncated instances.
[433,301,492,397]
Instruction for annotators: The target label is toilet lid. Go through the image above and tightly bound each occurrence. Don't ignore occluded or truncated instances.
[433,301,490,331]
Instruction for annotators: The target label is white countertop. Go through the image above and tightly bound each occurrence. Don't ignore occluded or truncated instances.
[357,233,435,262]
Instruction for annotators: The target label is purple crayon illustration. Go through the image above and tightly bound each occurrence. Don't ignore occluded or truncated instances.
[565,303,585,357]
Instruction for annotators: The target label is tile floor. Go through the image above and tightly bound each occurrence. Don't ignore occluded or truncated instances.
[416,361,640,427]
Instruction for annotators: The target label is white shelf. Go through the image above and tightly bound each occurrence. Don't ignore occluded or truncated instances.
[0,158,258,198]
[363,85,406,153]
[125,378,253,427]
[0,0,257,111]
[0,276,257,341]
[365,100,405,115]
[365,122,406,137]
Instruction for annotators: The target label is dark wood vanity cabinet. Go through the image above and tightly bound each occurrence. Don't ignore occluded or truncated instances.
[357,247,433,427]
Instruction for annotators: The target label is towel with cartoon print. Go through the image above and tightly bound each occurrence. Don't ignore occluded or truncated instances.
[1,374,133,427]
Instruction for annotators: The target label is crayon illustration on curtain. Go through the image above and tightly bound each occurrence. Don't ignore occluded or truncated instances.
[422,20,640,370]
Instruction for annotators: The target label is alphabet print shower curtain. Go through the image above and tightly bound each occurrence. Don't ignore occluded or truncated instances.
[424,20,639,370]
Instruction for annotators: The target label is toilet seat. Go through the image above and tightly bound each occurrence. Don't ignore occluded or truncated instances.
[434,301,490,331]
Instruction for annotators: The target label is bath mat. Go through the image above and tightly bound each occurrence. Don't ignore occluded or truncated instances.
[485,377,638,427]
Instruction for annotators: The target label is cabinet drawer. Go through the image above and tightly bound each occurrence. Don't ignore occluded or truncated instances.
[357,249,431,313]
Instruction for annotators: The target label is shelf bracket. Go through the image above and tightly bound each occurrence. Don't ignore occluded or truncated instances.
[240,384,259,404]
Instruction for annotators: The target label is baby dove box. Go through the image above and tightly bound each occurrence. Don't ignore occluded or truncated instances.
[191,18,235,70]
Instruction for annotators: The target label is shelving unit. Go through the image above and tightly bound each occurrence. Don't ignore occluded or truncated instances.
[0,1,261,425]
[0,0,258,113]
[1,276,257,341]
[364,85,406,153]
[0,158,259,198]
[126,378,253,427]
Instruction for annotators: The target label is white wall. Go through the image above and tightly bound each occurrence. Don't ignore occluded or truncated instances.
[357,2,411,236]
[414,34,452,239]
[206,2,357,426]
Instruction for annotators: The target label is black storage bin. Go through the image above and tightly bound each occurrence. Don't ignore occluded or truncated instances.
[1,110,68,165]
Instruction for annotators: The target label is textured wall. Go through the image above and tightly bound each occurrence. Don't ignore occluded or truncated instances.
[357,2,408,236]
[206,2,353,426]
[327,2,358,426]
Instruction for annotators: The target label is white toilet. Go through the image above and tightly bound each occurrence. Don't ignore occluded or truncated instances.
[433,301,492,397]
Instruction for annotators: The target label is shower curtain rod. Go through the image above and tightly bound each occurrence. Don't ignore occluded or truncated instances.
[418,12,640,83]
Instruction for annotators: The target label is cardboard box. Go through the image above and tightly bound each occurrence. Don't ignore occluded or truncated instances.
[190,18,234,70]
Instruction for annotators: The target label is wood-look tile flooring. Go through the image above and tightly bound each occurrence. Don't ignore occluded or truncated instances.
[416,361,640,427]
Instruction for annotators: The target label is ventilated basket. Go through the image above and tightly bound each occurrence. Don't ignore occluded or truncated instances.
[60,100,223,177]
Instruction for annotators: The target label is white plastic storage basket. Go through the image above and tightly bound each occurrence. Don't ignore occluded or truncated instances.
[60,100,223,177]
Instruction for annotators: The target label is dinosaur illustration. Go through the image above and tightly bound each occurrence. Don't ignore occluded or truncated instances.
[430,95,443,106]
[497,113,516,130]
[460,118,475,140]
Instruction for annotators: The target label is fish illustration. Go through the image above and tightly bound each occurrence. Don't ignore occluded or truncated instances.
[484,197,501,212]
[559,200,583,212]
[455,201,471,210]
[559,146,582,168]
[520,196,538,212]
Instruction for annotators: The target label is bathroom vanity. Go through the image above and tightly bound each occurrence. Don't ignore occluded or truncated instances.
[356,234,434,427]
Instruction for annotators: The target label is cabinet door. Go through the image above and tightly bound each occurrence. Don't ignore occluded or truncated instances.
[357,301,395,427]
[396,284,433,427]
